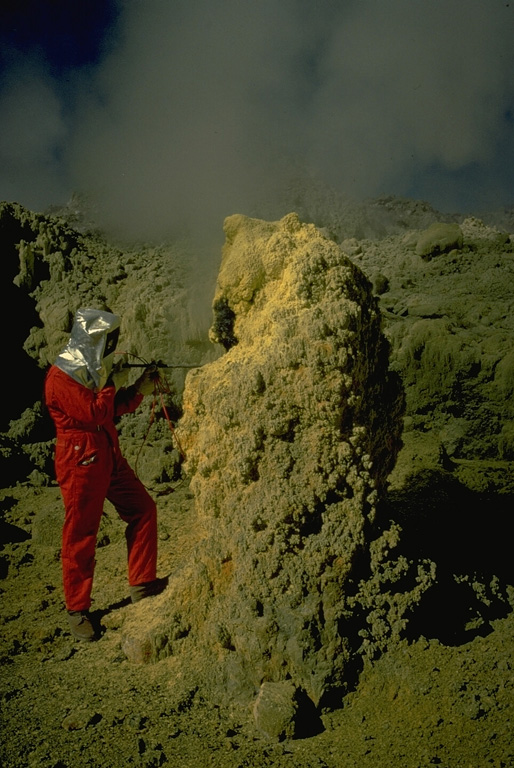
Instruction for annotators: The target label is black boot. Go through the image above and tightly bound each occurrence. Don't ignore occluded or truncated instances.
[67,610,97,642]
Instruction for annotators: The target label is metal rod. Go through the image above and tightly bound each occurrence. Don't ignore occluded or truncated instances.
[121,363,198,369]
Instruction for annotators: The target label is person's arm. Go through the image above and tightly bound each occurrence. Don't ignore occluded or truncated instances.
[114,384,144,417]
[45,367,117,429]
[113,368,157,417]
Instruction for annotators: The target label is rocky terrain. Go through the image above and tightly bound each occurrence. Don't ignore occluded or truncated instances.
[1,191,513,767]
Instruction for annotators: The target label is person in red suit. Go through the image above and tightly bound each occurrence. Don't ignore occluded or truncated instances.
[44,307,168,642]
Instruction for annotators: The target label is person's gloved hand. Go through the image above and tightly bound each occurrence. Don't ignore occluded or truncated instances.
[135,366,159,396]
[111,358,129,390]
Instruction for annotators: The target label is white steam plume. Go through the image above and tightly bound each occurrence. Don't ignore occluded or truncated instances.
[0,0,513,241]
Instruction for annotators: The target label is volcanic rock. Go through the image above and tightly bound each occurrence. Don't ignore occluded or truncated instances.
[415,222,463,260]
[120,212,423,718]
[252,680,299,741]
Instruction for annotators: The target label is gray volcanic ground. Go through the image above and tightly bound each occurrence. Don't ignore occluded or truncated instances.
[1,190,513,767]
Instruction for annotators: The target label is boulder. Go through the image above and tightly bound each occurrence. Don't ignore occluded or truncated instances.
[415,222,463,260]
[252,681,299,741]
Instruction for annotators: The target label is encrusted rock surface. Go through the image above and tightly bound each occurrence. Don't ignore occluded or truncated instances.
[123,213,412,717]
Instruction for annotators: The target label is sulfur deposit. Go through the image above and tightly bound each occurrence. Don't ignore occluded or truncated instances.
[122,212,421,733]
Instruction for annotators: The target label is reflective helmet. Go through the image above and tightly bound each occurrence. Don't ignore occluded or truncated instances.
[54,308,120,390]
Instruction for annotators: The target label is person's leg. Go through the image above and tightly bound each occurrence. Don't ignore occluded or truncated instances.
[60,464,110,612]
[56,436,113,640]
[106,457,158,587]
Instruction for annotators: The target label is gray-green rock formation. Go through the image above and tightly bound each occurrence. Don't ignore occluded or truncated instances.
[121,213,435,732]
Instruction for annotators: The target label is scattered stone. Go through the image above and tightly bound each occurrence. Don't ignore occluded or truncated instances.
[61,709,98,731]
[415,222,463,259]
[253,681,299,741]
[121,633,154,664]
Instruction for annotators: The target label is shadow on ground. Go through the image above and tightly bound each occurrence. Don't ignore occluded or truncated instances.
[383,468,514,646]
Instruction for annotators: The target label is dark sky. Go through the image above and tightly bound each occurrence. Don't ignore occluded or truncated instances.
[1,0,513,241]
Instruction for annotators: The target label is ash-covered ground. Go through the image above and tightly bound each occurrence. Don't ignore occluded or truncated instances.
[1,473,513,768]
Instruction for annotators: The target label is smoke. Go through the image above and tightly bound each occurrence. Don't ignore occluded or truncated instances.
[1,0,513,242]
[0,58,69,206]
[306,0,514,213]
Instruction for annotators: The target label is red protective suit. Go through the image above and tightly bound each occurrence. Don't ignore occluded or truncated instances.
[44,365,157,611]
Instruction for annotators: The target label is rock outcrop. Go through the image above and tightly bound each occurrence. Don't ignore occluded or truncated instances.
[120,213,433,733]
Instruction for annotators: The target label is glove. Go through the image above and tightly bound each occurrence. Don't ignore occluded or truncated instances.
[111,358,129,390]
[135,366,159,396]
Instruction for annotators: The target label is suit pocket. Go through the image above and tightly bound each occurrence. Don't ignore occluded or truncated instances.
[57,436,99,468]
[78,451,97,466]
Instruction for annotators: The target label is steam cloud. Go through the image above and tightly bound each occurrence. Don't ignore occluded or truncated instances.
[1,0,513,242]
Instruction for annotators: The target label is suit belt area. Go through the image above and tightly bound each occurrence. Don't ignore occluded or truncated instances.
[59,425,103,432]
